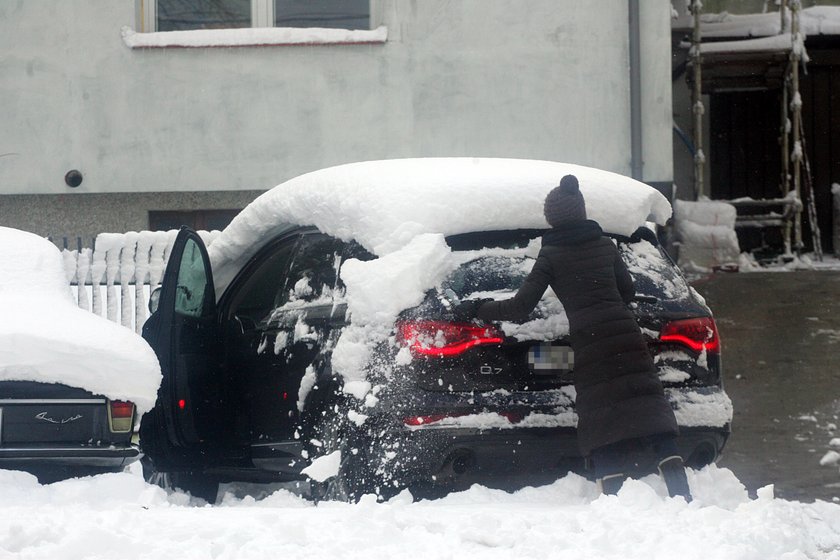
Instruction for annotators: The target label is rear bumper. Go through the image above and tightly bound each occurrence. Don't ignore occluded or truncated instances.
[380,424,729,488]
[373,385,732,488]
[0,444,141,469]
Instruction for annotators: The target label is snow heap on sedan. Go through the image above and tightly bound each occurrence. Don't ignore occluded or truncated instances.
[208,158,673,395]
[0,227,161,413]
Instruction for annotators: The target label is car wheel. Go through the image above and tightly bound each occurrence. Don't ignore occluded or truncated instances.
[307,414,380,503]
[141,455,219,503]
[141,455,172,489]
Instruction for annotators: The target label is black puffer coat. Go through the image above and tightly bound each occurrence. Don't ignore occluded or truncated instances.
[476,220,678,454]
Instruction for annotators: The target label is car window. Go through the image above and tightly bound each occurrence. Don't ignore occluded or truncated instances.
[442,230,689,303]
[444,255,530,298]
[619,240,689,301]
[226,239,298,323]
[175,238,210,318]
[277,235,346,308]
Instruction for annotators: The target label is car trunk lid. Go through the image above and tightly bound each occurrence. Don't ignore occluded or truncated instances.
[0,382,107,445]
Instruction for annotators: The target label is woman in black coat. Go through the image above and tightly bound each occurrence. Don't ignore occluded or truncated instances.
[456,175,691,500]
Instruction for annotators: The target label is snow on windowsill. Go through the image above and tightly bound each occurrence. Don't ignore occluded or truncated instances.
[121,25,388,49]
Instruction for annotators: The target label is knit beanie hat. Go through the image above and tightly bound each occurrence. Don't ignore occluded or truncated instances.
[543,175,587,227]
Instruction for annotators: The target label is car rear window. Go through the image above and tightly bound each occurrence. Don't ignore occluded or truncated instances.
[443,229,689,302]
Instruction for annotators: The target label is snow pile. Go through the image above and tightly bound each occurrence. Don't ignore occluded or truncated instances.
[674,200,740,273]
[340,233,455,325]
[209,158,672,290]
[0,227,162,413]
[1,465,840,559]
[121,25,388,49]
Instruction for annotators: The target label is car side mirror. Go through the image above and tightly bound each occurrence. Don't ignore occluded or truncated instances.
[148,286,162,314]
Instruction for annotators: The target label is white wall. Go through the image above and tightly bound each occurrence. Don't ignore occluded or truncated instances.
[0,0,674,196]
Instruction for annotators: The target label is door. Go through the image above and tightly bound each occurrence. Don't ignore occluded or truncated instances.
[219,232,353,472]
[143,228,224,453]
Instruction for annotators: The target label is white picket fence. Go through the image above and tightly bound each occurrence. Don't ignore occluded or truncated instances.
[60,230,220,333]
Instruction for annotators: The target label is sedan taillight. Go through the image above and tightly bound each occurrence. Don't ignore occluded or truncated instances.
[659,317,720,354]
[108,400,135,433]
[397,320,504,358]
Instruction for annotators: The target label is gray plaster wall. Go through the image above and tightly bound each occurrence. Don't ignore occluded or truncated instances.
[0,191,263,247]
[0,0,674,238]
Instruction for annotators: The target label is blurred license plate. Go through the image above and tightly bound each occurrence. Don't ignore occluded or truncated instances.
[528,344,574,373]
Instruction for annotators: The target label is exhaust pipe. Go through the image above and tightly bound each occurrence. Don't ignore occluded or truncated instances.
[686,443,717,469]
[437,449,476,481]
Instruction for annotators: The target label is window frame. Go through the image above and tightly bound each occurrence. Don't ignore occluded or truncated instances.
[136,0,376,33]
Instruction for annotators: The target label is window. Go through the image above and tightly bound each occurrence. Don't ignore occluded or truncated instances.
[274,0,369,30]
[278,235,345,307]
[175,238,211,318]
[226,238,298,323]
[157,0,251,31]
[140,0,370,32]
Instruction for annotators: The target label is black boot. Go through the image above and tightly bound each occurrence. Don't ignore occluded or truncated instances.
[598,473,627,496]
[658,456,692,502]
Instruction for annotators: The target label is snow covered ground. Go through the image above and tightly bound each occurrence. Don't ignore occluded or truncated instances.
[0,464,839,559]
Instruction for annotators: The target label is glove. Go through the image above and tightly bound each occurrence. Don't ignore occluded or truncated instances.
[452,298,492,322]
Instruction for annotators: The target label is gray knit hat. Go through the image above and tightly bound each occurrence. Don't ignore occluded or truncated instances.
[543,175,586,227]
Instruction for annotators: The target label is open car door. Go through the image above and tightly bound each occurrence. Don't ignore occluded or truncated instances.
[141,228,227,468]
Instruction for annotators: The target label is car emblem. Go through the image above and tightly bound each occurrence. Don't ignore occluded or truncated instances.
[35,412,83,424]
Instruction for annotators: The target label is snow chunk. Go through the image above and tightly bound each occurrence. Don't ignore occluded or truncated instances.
[297,366,317,412]
[347,410,369,427]
[341,233,455,325]
[301,450,341,482]
[819,451,840,467]
[756,484,775,501]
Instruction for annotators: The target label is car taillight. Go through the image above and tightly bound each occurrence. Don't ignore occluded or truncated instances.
[403,411,523,427]
[659,317,720,354]
[397,320,504,358]
[108,400,135,433]
[404,413,461,426]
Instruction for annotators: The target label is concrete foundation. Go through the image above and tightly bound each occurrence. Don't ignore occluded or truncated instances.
[0,190,263,248]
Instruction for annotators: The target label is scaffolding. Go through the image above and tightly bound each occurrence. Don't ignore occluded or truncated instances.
[688,0,823,260]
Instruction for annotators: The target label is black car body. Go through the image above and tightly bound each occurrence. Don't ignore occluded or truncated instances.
[140,223,731,501]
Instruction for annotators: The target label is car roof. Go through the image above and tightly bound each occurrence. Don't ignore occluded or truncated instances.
[208,158,672,276]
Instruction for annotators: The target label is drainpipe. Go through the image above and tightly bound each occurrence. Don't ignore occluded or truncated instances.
[689,0,705,199]
[629,0,643,181]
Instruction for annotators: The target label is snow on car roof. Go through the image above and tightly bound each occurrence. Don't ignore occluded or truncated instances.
[0,227,161,413]
[209,157,672,267]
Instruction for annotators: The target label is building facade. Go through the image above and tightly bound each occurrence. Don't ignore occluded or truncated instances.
[1,1,674,246]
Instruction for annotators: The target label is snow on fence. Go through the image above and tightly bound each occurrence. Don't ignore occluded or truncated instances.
[60,230,220,333]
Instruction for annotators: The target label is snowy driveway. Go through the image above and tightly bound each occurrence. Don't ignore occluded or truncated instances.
[696,270,840,502]
[1,465,839,559]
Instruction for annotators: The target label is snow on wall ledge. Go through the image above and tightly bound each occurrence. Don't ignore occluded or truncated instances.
[209,158,673,271]
[121,25,388,49]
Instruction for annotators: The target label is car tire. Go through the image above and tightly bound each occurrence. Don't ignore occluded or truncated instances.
[307,413,381,503]
[141,455,220,504]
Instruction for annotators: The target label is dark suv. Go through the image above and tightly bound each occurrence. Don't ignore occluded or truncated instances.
[140,223,731,501]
